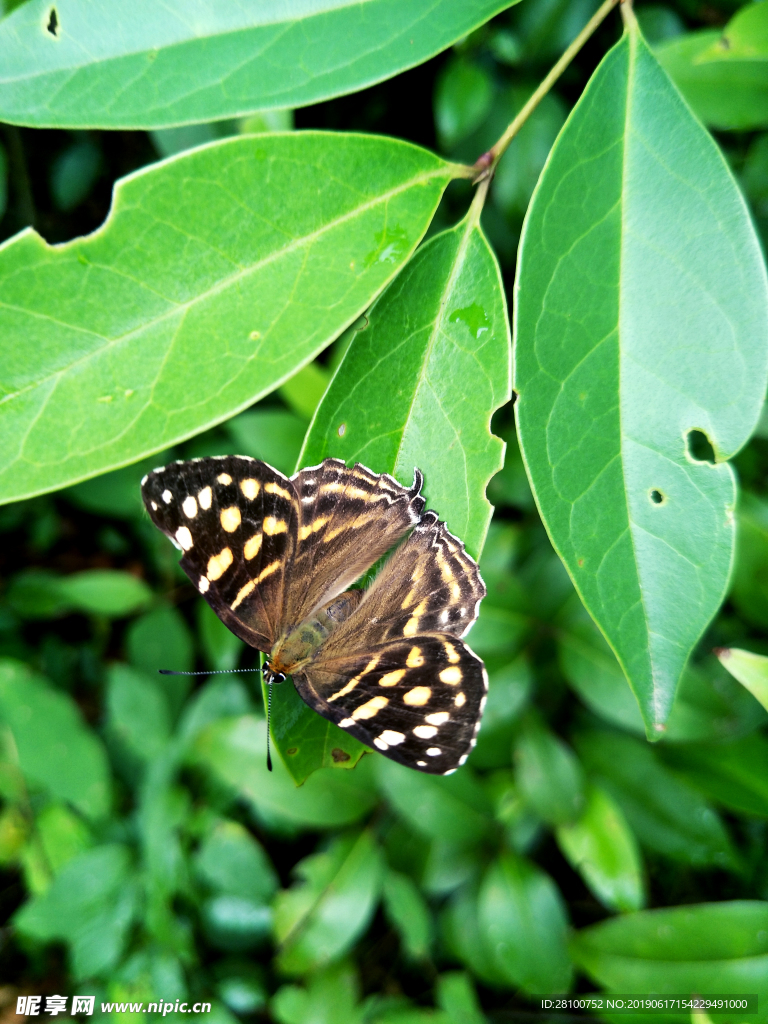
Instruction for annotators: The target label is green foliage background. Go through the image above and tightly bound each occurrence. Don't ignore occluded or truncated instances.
[1,0,768,1021]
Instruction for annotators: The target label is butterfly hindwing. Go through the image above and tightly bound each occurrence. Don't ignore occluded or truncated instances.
[141,456,299,649]
[283,460,425,630]
[294,634,487,774]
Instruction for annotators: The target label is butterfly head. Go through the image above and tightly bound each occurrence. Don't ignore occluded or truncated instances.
[263,664,287,686]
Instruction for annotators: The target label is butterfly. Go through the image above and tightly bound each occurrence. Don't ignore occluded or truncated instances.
[141,456,487,774]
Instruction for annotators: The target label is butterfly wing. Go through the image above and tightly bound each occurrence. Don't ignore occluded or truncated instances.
[282,459,425,630]
[294,634,487,774]
[319,511,486,652]
[141,456,300,650]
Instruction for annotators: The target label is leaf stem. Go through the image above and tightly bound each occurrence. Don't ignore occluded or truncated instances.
[472,0,624,182]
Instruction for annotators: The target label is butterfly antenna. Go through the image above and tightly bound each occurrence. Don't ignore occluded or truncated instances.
[266,681,273,772]
[158,667,262,676]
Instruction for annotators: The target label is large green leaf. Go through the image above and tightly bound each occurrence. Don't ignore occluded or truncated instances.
[0,0,517,129]
[0,133,455,504]
[571,902,768,1022]
[0,659,110,818]
[302,204,510,560]
[514,25,768,734]
[656,2,768,131]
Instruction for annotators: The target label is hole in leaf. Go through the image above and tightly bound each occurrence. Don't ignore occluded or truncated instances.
[649,489,665,505]
[338,423,346,437]
[331,748,350,763]
[286,747,298,756]
[687,429,716,464]
[46,7,58,36]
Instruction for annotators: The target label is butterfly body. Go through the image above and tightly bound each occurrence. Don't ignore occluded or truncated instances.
[141,455,487,774]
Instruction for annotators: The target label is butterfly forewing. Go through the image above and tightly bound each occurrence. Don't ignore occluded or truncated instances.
[283,460,425,629]
[294,634,487,774]
[141,456,299,649]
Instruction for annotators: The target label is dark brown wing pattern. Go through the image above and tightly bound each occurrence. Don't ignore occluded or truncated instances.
[318,510,486,652]
[294,634,487,775]
[141,456,299,650]
[284,459,425,631]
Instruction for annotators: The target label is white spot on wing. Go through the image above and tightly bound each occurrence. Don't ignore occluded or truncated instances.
[175,526,193,550]
[426,747,441,757]
[162,490,172,504]
[182,496,197,518]
[199,577,210,593]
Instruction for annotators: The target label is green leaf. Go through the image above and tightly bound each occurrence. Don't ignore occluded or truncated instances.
[571,902,768,1011]
[655,2,768,131]
[36,802,92,876]
[471,657,532,770]
[514,718,585,826]
[478,852,573,995]
[279,361,331,421]
[177,676,252,745]
[57,569,153,617]
[436,973,487,1024]
[192,715,377,829]
[656,28,768,131]
[382,869,432,961]
[514,26,768,733]
[730,494,768,628]
[14,844,137,980]
[716,647,768,715]
[441,882,509,988]
[661,732,768,818]
[555,785,645,913]
[0,133,455,503]
[226,409,307,477]
[0,0,518,129]
[7,567,152,620]
[126,604,194,678]
[50,136,101,211]
[274,830,383,975]
[575,730,736,870]
[464,605,528,659]
[196,599,244,672]
[106,664,171,765]
[194,819,278,903]
[435,58,495,150]
[202,895,272,951]
[0,659,110,817]
[303,207,510,561]
[6,569,74,619]
[272,963,363,1024]
[64,451,173,519]
[376,757,495,847]
[265,675,368,785]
